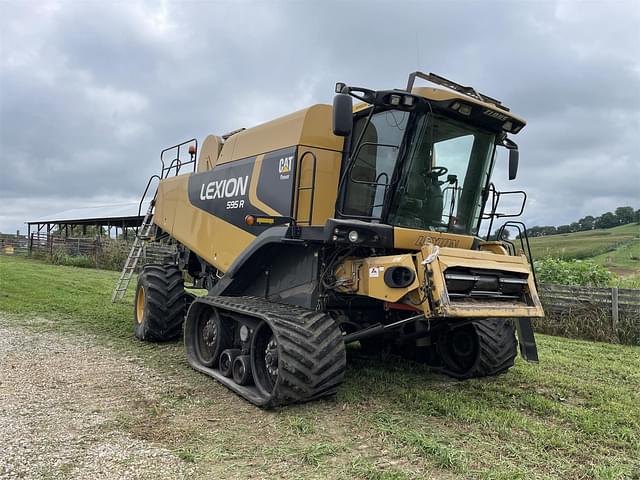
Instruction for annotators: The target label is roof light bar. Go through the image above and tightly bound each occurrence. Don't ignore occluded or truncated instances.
[406,71,510,112]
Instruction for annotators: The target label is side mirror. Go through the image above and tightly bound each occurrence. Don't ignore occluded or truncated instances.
[332,93,353,137]
[508,148,519,180]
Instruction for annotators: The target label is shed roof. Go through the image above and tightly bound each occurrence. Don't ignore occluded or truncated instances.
[26,202,149,227]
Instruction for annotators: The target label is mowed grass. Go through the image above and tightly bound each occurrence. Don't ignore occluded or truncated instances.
[529,223,640,273]
[591,239,640,275]
[1,255,639,479]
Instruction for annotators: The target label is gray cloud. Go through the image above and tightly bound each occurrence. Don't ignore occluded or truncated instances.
[1,0,639,234]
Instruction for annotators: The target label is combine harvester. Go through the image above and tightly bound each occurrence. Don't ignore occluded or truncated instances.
[113,71,544,407]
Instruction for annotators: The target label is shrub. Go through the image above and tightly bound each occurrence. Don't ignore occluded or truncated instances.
[96,240,130,271]
[534,257,613,287]
[49,247,95,269]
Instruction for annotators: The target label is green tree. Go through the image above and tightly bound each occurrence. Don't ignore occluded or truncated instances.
[595,212,618,229]
[615,206,635,225]
[578,215,595,230]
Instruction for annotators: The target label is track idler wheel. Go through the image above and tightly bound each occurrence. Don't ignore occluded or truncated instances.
[185,305,232,368]
[220,349,241,378]
[232,355,253,386]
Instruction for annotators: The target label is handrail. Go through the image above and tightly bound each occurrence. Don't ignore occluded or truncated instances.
[483,184,527,240]
[160,138,198,178]
[136,174,161,235]
[295,151,317,226]
[495,221,538,287]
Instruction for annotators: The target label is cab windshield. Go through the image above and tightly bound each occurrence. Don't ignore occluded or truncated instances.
[341,110,495,235]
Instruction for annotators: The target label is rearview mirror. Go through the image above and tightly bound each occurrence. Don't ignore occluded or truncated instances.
[332,93,353,137]
[508,149,519,180]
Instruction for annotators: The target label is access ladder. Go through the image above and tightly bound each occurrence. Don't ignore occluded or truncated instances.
[110,201,156,302]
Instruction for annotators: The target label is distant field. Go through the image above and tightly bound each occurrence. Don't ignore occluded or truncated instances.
[1,255,639,479]
[528,223,640,275]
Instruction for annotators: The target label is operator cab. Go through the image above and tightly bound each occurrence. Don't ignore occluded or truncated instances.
[334,72,523,238]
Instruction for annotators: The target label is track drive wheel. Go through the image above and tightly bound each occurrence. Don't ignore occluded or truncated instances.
[438,318,517,379]
[133,264,186,341]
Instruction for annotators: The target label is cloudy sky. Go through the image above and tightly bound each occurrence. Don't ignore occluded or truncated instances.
[1,0,638,234]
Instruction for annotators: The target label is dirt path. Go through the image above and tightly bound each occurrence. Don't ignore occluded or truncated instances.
[0,315,432,480]
[0,319,194,479]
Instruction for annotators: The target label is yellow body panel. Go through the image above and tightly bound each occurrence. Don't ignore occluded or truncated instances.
[394,227,475,250]
[334,244,544,319]
[197,135,223,172]
[478,241,509,256]
[217,105,343,165]
[154,174,256,272]
[334,255,420,303]
[418,245,543,318]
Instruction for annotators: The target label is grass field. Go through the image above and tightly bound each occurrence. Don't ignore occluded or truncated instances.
[1,255,639,479]
[528,223,640,276]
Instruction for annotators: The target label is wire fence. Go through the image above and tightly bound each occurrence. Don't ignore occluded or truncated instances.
[0,233,176,271]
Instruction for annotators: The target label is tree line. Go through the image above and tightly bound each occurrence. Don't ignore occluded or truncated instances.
[526,206,639,237]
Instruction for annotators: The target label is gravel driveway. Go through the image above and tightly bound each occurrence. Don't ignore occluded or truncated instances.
[0,318,194,479]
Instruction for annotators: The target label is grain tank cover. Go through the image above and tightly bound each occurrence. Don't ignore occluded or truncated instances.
[216,105,343,165]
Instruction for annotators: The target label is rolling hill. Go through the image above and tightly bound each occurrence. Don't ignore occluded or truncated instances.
[527,223,640,276]
[531,223,640,276]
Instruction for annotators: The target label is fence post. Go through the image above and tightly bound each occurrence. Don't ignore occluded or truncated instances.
[94,235,101,268]
[611,287,619,338]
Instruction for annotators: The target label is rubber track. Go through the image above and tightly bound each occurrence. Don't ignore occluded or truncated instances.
[442,318,517,379]
[185,296,346,408]
[136,264,185,341]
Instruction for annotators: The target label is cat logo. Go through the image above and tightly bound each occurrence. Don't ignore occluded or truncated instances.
[278,155,293,180]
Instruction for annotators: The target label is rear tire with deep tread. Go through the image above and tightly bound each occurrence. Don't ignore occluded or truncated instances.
[133,264,186,342]
[438,318,517,379]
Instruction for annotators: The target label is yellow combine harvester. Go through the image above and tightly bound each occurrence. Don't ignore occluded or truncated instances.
[120,71,544,407]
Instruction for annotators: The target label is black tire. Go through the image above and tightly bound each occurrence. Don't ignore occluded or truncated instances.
[133,264,186,342]
[438,318,517,379]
